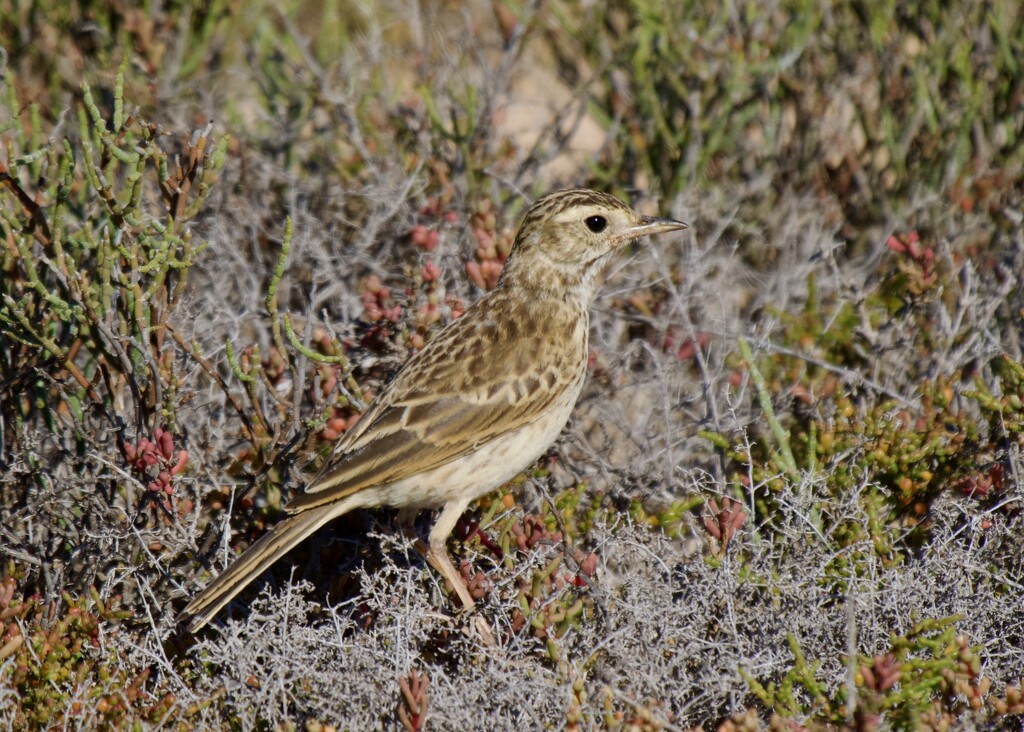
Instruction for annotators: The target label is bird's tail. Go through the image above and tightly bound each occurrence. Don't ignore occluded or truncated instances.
[178,505,340,633]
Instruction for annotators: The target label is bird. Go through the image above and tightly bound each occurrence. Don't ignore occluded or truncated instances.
[179,188,687,632]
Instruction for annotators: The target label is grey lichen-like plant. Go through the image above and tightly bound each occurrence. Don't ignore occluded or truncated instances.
[179,188,687,632]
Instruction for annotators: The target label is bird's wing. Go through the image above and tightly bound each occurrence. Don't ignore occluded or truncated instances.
[286,293,583,513]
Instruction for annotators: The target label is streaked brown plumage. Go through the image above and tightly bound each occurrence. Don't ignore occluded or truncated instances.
[179,188,687,632]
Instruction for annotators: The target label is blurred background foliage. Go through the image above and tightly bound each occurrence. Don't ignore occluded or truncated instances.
[6,0,1020,228]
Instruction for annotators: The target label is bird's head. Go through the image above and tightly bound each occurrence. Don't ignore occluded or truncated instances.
[499,188,688,298]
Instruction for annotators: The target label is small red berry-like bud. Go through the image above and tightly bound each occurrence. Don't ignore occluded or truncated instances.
[885,234,906,254]
[465,261,485,290]
[472,227,493,250]
[170,450,188,475]
[421,260,440,282]
[155,428,173,459]
[410,224,429,245]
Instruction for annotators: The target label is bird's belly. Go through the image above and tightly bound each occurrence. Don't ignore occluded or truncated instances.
[370,387,580,510]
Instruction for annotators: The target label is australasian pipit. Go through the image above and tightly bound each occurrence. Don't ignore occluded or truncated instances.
[180,188,687,632]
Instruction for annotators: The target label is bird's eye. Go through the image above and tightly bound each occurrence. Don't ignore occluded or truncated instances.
[585,215,607,233]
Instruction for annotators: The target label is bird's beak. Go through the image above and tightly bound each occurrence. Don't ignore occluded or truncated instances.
[639,215,689,235]
[619,215,689,243]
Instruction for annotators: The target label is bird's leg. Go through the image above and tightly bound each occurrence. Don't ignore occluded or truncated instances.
[396,502,476,609]
[426,498,476,610]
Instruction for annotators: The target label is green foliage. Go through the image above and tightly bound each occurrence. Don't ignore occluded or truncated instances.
[708,352,1022,573]
[549,0,1024,223]
[1,69,224,467]
[742,617,988,730]
[704,220,1023,549]
[0,571,186,729]
[0,1,237,114]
